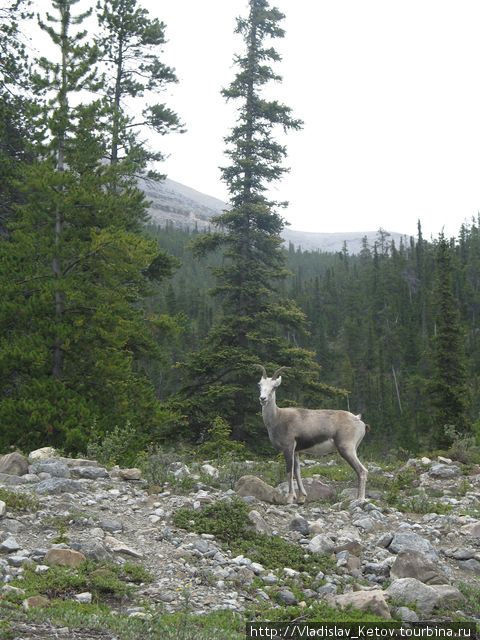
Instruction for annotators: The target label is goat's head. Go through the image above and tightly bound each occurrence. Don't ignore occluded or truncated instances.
[254,365,289,406]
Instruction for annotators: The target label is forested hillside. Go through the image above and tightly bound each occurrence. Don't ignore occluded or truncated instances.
[0,0,477,461]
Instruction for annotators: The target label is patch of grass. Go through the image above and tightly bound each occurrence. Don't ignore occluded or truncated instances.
[395,493,453,515]
[173,498,334,574]
[301,463,354,482]
[5,560,145,605]
[43,515,70,544]
[1,600,246,640]
[0,487,39,512]
[246,600,397,624]
[457,582,480,616]
[122,561,154,584]
[173,497,250,542]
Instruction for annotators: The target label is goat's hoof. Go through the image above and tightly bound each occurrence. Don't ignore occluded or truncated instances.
[286,495,296,504]
[297,494,306,504]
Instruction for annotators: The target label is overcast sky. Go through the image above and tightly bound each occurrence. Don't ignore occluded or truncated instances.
[33,0,480,238]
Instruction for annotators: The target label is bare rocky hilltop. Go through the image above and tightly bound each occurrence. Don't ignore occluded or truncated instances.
[0,447,479,638]
[140,177,408,254]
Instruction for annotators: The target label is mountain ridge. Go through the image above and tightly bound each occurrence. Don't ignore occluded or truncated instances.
[140,176,410,254]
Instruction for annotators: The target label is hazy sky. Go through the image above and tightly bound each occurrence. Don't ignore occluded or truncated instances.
[32,1,480,238]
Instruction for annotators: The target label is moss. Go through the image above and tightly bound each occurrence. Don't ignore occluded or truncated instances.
[173,497,250,542]
[246,599,397,623]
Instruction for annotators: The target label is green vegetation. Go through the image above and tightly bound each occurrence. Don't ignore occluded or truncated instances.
[0,488,39,512]
[4,560,153,605]
[173,498,334,573]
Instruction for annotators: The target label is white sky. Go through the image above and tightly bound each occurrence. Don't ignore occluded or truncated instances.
[31,0,480,238]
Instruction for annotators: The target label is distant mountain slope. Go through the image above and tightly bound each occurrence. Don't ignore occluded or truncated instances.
[141,177,409,253]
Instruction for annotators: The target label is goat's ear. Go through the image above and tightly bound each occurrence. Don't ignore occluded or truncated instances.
[273,376,282,387]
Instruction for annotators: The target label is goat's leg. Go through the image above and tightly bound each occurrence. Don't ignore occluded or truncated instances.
[283,447,297,504]
[294,453,307,504]
[337,445,368,500]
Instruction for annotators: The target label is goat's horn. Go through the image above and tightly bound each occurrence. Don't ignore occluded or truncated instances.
[253,364,267,379]
[272,366,289,379]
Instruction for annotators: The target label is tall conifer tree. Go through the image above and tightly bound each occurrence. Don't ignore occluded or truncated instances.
[177,0,341,442]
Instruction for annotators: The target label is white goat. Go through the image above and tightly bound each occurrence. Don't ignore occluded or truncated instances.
[256,365,368,504]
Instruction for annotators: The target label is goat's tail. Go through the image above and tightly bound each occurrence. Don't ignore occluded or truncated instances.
[355,413,370,433]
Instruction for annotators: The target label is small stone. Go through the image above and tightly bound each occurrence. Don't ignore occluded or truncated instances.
[308,534,335,555]
[23,595,49,610]
[169,462,190,479]
[70,466,108,480]
[45,549,86,568]
[236,475,286,505]
[2,585,25,595]
[460,522,480,538]
[437,456,452,464]
[331,590,391,619]
[35,565,50,574]
[376,533,393,548]
[458,559,480,574]
[250,562,264,575]
[104,535,143,558]
[119,468,142,481]
[0,537,21,553]
[420,457,432,465]
[391,550,449,585]
[99,519,123,533]
[289,516,310,535]
[74,592,92,604]
[0,500,6,518]
[149,515,161,524]
[353,516,375,532]
[248,509,270,534]
[0,452,29,476]
[277,589,297,606]
[201,464,219,478]
[262,574,277,585]
[395,606,420,623]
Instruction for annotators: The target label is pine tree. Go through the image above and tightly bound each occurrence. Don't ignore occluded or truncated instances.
[176,0,341,443]
[0,1,179,453]
[430,233,469,447]
[96,0,183,171]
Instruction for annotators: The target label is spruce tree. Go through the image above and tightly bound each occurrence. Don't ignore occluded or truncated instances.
[177,0,341,443]
[430,233,469,447]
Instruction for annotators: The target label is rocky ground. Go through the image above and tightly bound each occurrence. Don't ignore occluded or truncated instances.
[0,448,479,639]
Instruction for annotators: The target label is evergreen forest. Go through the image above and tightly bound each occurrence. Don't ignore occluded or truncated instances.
[1,0,479,461]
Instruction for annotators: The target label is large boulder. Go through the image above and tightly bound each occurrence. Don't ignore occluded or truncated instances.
[70,466,108,480]
[429,464,460,479]
[460,521,480,538]
[388,531,438,561]
[236,476,286,505]
[330,590,391,619]
[386,578,463,616]
[308,534,335,555]
[277,477,335,502]
[390,550,449,585]
[0,452,29,476]
[28,447,58,463]
[30,460,70,478]
[35,478,82,495]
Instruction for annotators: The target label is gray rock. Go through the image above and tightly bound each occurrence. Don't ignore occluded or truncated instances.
[388,532,438,561]
[277,589,297,606]
[193,539,211,554]
[262,574,277,585]
[30,461,70,478]
[458,559,480,574]
[70,540,111,562]
[363,560,391,577]
[331,590,391,619]
[308,534,335,555]
[0,453,29,476]
[74,592,92,604]
[99,519,123,533]
[236,475,286,505]
[248,510,270,534]
[289,516,310,535]
[353,516,376,532]
[317,583,337,596]
[385,578,463,616]
[0,500,5,517]
[0,473,27,486]
[35,478,82,495]
[70,466,108,480]
[390,550,449,584]
[0,537,21,553]
[429,464,460,479]
[377,533,393,548]
[28,447,58,463]
[394,607,420,623]
[2,519,25,533]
